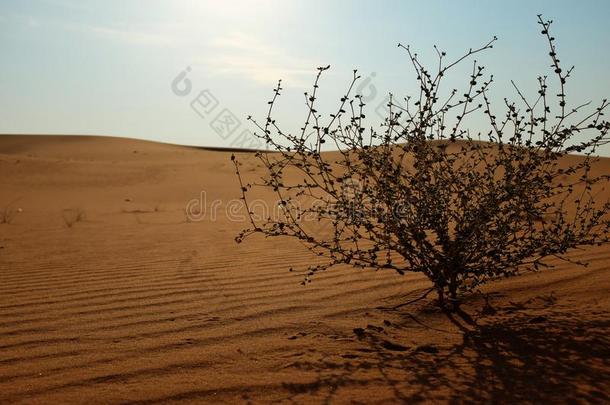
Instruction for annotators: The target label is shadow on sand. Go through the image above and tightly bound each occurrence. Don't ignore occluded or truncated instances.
[281,296,610,403]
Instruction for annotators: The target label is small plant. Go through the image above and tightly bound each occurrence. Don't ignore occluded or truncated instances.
[233,16,610,310]
[0,199,21,224]
[62,208,85,228]
[0,206,16,224]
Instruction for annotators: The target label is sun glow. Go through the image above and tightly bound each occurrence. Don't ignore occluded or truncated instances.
[172,0,286,22]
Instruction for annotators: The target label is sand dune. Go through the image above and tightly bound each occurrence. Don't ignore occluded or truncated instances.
[0,135,608,404]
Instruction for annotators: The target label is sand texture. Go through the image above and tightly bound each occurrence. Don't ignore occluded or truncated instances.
[0,135,609,404]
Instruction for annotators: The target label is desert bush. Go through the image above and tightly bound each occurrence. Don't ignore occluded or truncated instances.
[62,208,85,228]
[233,16,610,309]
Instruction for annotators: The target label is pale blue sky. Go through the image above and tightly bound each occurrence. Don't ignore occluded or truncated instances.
[1,0,609,154]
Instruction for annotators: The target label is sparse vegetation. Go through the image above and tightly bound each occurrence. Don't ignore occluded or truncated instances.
[0,200,21,224]
[234,16,610,310]
[62,208,85,228]
[0,206,17,224]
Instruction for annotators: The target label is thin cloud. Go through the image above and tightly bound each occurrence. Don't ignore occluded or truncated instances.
[50,19,177,47]
[203,32,320,88]
[7,9,175,46]
[85,25,173,46]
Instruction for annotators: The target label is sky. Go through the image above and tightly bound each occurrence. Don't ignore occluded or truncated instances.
[1,0,610,154]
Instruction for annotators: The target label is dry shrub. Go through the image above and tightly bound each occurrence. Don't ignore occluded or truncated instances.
[234,16,610,309]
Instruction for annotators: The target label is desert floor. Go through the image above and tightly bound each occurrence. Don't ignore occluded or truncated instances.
[0,135,608,404]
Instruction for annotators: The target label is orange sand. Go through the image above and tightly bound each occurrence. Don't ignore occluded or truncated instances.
[0,135,608,403]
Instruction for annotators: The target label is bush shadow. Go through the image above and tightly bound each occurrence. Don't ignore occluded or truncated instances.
[281,297,610,403]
